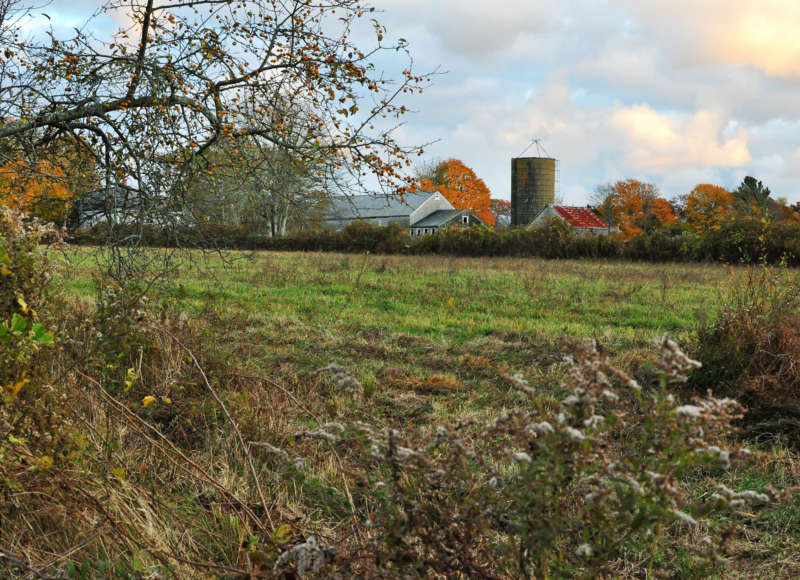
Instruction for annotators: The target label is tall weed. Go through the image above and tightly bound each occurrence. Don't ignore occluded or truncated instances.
[691,265,800,439]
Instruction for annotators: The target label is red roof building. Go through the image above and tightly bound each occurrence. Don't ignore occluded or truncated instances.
[529,204,611,235]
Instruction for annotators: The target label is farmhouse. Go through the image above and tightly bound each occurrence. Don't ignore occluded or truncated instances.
[529,204,611,235]
[322,190,485,236]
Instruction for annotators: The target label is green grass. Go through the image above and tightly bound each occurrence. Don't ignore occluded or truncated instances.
[59,250,736,426]
[62,250,730,346]
[56,250,754,428]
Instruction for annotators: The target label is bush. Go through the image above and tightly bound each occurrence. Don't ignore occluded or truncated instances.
[622,228,694,262]
[71,214,800,265]
[0,208,66,500]
[764,220,800,264]
[693,217,766,264]
[690,266,800,439]
[290,339,778,578]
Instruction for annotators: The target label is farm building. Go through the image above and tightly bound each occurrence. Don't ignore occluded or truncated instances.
[529,204,611,235]
[322,190,485,236]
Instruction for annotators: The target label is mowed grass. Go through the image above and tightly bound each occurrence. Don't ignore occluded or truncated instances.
[56,250,800,577]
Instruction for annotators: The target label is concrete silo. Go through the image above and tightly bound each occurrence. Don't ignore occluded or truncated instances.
[511,157,556,226]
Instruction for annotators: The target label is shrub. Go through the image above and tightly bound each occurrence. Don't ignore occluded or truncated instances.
[0,208,65,499]
[693,217,766,263]
[690,266,800,438]
[291,339,777,578]
[764,220,800,264]
[0,207,61,320]
[622,228,694,262]
[71,215,800,265]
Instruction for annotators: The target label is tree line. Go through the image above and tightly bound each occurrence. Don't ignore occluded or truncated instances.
[591,176,799,240]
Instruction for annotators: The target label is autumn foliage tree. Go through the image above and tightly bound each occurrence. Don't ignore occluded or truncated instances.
[414,159,494,225]
[490,199,511,225]
[0,157,73,223]
[595,179,674,238]
[684,184,736,234]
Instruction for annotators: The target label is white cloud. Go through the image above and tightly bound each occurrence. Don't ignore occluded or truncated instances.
[609,105,750,172]
[622,0,800,78]
[378,0,564,60]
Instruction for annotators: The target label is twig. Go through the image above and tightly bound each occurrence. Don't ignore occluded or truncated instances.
[73,487,246,577]
[0,550,69,580]
[158,326,275,532]
[236,372,362,540]
[41,533,100,571]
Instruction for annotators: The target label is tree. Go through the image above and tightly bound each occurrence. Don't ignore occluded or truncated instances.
[0,0,429,276]
[490,199,511,226]
[595,179,674,238]
[0,157,73,222]
[684,184,736,234]
[185,137,323,236]
[413,159,494,225]
[733,176,772,216]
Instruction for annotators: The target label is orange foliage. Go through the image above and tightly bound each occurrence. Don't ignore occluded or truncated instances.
[684,184,736,234]
[413,159,495,226]
[0,157,74,222]
[651,198,676,226]
[598,179,674,238]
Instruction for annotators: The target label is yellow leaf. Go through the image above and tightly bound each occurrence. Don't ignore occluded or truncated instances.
[1,267,11,276]
[111,467,126,481]
[17,296,29,314]
[273,523,293,544]
[141,395,157,408]
[3,378,29,402]
[161,396,172,404]
[9,378,28,396]
[37,455,53,470]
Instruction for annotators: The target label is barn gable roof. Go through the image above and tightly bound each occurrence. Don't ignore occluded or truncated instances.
[552,206,608,229]
[412,209,465,228]
[324,192,432,221]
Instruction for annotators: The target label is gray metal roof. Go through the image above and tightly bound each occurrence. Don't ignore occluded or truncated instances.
[412,209,465,228]
[324,192,432,221]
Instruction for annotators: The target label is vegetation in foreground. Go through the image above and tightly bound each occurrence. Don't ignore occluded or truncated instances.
[3,213,800,578]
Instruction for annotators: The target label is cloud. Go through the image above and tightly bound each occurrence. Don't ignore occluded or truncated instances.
[609,105,750,172]
[36,0,800,203]
[378,0,563,60]
[622,0,800,78]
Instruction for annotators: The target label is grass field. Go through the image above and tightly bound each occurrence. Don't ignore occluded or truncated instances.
[63,250,732,352]
[59,252,738,425]
[16,250,800,577]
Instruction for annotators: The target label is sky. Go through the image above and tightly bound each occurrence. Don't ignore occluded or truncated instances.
[370,0,800,204]
[23,0,800,204]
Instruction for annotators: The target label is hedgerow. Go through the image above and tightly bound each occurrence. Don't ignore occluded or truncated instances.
[70,214,800,265]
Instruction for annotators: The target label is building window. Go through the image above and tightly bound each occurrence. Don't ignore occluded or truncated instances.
[462,215,469,224]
